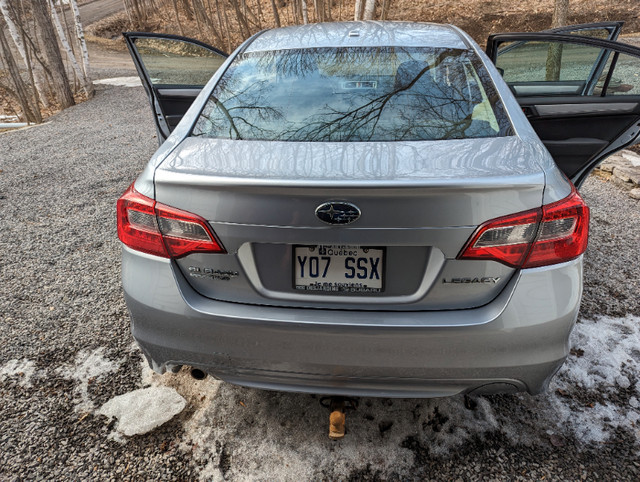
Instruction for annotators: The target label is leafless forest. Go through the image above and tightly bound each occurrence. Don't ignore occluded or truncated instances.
[1,0,639,124]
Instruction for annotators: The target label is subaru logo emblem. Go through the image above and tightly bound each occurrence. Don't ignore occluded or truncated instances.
[315,202,361,225]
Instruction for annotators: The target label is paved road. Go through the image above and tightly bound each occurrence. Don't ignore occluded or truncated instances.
[78,0,137,74]
[76,0,124,26]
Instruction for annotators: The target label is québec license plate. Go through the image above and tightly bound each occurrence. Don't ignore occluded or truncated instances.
[294,245,384,293]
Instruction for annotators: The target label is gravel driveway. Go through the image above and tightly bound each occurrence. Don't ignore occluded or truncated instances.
[1,81,639,480]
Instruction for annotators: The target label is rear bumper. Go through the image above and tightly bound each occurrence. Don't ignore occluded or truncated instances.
[122,246,582,398]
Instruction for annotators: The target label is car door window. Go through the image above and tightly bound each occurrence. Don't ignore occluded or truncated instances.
[132,36,227,86]
[495,38,640,98]
[124,33,229,142]
[495,40,606,96]
[595,52,640,96]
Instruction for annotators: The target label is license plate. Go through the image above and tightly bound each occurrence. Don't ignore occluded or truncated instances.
[293,245,384,293]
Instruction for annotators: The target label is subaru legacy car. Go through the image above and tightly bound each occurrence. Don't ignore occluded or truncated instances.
[118,21,640,397]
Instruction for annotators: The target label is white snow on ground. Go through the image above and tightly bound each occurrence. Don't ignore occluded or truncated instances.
[110,316,639,478]
[93,77,142,88]
[0,359,37,387]
[621,150,640,167]
[56,347,119,412]
[97,387,186,436]
[545,315,640,442]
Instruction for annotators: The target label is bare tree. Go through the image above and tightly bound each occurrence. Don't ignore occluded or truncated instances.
[47,0,92,96]
[353,0,364,20]
[551,0,569,28]
[228,0,251,38]
[69,0,92,96]
[0,0,50,107]
[270,0,280,27]
[170,0,185,35]
[546,0,569,81]
[31,0,75,108]
[362,0,374,20]
[0,17,40,122]
[380,0,391,20]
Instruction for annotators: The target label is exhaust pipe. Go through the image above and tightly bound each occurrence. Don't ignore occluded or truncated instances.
[190,368,207,380]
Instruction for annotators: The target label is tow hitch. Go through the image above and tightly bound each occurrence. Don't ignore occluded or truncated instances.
[320,397,358,439]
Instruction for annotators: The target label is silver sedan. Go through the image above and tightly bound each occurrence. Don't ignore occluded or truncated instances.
[117,21,640,397]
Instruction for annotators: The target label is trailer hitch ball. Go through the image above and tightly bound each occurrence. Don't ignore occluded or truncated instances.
[330,408,346,439]
[320,397,358,440]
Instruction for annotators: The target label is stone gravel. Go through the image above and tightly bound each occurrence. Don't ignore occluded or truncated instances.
[0,79,639,480]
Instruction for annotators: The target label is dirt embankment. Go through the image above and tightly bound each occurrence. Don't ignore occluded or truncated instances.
[88,0,640,51]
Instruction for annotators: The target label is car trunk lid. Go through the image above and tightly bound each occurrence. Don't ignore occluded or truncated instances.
[153,136,546,310]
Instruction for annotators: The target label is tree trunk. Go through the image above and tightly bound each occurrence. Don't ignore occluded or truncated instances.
[362,0,375,20]
[58,0,79,91]
[551,0,569,28]
[193,0,205,37]
[170,0,185,35]
[228,0,251,38]
[47,0,91,96]
[255,0,264,28]
[240,0,260,29]
[0,18,40,123]
[546,0,569,81]
[301,0,309,23]
[194,0,224,46]
[0,0,27,61]
[219,0,233,51]
[178,0,193,20]
[30,0,74,108]
[353,0,364,20]
[0,0,50,107]
[70,0,93,97]
[380,0,390,20]
[213,0,228,49]
[270,0,280,27]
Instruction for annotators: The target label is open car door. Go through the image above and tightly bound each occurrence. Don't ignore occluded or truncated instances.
[123,32,228,143]
[487,24,640,187]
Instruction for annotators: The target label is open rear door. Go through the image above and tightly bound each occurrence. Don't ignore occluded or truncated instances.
[123,32,228,143]
[487,29,640,187]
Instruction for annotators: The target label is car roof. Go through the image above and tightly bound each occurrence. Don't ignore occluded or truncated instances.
[244,21,470,52]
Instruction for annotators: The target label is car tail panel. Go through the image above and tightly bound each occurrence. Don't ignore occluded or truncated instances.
[132,136,551,310]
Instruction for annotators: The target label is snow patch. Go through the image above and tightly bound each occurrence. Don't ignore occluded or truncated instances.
[57,347,119,412]
[0,359,37,386]
[562,315,639,391]
[98,386,186,436]
[621,150,640,167]
[182,316,639,479]
[94,76,142,88]
[116,315,638,479]
[547,315,640,443]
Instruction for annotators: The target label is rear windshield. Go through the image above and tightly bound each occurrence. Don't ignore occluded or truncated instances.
[192,47,512,142]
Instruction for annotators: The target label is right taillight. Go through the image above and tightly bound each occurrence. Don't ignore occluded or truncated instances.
[117,183,226,258]
[459,186,589,269]
[523,188,589,268]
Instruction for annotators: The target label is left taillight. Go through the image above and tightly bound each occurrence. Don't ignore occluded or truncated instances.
[117,183,225,258]
[458,186,589,269]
